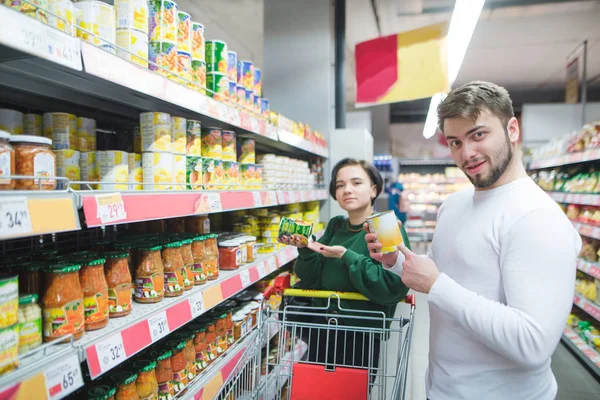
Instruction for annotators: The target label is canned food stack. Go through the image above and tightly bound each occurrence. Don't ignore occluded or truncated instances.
[201,126,222,190]
[191,22,207,94]
[80,150,99,190]
[7,0,48,24]
[99,150,129,190]
[55,149,80,189]
[176,11,193,86]
[128,152,143,190]
[206,40,229,101]
[23,114,43,136]
[148,0,178,77]
[74,1,117,53]
[115,0,149,68]
[185,119,202,190]
[257,154,313,189]
[47,0,76,36]
[0,109,24,135]
[141,112,172,190]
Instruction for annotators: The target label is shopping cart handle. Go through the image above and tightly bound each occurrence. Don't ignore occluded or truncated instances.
[405,294,416,307]
[283,288,369,301]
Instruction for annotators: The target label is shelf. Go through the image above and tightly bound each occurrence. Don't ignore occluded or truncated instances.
[0,6,328,160]
[547,191,600,207]
[577,258,600,280]
[562,326,600,378]
[0,192,80,240]
[80,189,327,227]
[529,149,600,169]
[398,159,455,166]
[574,292,600,323]
[571,221,600,240]
[79,246,298,379]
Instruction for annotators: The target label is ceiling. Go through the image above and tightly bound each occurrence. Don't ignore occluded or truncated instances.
[173,0,600,117]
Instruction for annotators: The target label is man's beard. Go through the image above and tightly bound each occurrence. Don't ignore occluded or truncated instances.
[466,132,514,189]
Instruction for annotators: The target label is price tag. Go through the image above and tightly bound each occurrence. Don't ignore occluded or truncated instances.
[189,291,205,318]
[252,191,262,207]
[44,354,83,399]
[240,269,252,287]
[95,193,127,224]
[0,196,33,238]
[148,311,170,342]
[267,257,277,271]
[96,333,126,373]
[207,193,222,212]
[257,262,267,277]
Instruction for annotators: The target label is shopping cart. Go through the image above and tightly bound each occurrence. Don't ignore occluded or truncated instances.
[214,289,416,400]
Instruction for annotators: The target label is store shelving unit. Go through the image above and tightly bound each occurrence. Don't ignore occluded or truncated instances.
[546,192,600,207]
[562,327,600,377]
[529,148,600,170]
[0,5,329,398]
[573,293,600,324]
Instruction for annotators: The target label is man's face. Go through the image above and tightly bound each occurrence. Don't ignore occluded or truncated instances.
[443,110,517,189]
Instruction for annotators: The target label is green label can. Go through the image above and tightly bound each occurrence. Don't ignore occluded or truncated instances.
[191,60,206,94]
[205,40,228,74]
[206,72,229,101]
[278,217,313,246]
[186,156,202,190]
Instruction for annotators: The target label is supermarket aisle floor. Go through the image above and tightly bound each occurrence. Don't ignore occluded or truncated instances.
[399,292,600,400]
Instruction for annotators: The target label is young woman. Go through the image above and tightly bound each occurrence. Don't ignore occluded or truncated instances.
[279,158,411,377]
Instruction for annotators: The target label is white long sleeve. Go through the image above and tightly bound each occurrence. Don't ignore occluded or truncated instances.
[382,252,405,276]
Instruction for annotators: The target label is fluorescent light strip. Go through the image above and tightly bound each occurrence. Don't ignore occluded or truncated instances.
[423,93,447,139]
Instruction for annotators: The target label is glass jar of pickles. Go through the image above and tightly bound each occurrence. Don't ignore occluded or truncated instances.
[132,359,159,400]
[134,245,165,303]
[111,371,139,400]
[180,239,194,291]
[162,241,185,297]
[80,257,109,331]
[104,251,132,318]
[190,235,207,286]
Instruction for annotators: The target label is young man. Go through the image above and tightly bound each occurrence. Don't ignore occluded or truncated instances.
[365,81,581,399]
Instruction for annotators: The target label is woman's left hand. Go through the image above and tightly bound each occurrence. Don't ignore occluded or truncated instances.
[313,245,347,259]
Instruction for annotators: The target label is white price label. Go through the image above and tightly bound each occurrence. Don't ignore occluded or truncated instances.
[257,262,267,277]
[0,196,33,238]
[267,257,277,272]
[276,191,285,204]
[299,191,306,202]
[95,334,126,373]
[207,193,222,212]
[189,291,206,318]
[252,191,262,207]
[148,311,170,342]
[250,118,259,133]
[240,269,252,287]
[44,354,83,399]
[95,193,127,224]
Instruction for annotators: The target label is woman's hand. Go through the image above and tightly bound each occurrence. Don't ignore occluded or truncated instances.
[313,245,347,259]
[363,221,401,266]
[278,235,346,259]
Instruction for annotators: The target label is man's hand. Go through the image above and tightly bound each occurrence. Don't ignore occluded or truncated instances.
[398,243,440,293]
[363,221,401,266]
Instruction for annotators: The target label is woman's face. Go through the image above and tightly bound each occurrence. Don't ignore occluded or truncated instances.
[335,165,376,212]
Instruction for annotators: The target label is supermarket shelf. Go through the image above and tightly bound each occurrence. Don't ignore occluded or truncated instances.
[571,221,600,240]
[80,246,298,379]
[0,192,80,240]
[0,6,328,160]
[547,191,600,207]
[573,292,600,323]
[79,189,327,227]
[398,159,455,166]
[562,327,600,378]
[529,149,600,169]
[577,258,600,280]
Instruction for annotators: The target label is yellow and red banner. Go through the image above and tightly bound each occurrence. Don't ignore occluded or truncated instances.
[355,22,450,105]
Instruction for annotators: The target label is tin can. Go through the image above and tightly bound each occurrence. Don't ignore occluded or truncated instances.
[278,217,313,246]
[173,154,186,190]
[115,0,148,33]
[191,60,206,93]
[80,151,98,189]
[227,51,238,84]
[140,112,172,152]
[77,117,96,151]
[175,51,192,85]
[240,164,255,187]
[366,211,403,254]
[171,117,186,155]
[260,99,270,120]
[132,126,141,153]
[9,0,48,23]
[47,0,76,35]
[201,157,215,190]
[255,165,263,187]
[142,152,173,190]
[99,150,129,190]
[245,89,254,112]
[186,156,202,190]
[56,149,81,190]
[201,127,222,159]
[253,95,260,115]
[229,81,237,103]
[221,131,236,162]
[237,138,255,164]
[43,113,77,150]
[191,22,205,62]
[148,0,177,43]
[222,161,236,187]
[149,41,177,76]
[207,73,229,101]
[186,120,201,156]
[116,28,149,68]
[177,11,191,54]
[238,60,254,91]
[206,40,228,74]
[128,153,143,190]
[236,85,246,107]
[23,114,43,136]
[74,1,116,53]
[0,109,23,135]
[253,68,262,97]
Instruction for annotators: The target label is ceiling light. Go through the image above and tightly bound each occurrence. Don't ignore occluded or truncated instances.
[423,93,447,139]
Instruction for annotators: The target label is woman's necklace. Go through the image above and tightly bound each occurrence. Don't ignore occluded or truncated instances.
[346,219,364,232]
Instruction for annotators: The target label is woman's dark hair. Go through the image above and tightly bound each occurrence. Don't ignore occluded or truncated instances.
[329,158,383,205]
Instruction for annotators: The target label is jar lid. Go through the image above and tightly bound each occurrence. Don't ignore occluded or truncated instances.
[84,257,106,266]
[155,349,172,360]
[163,241,182,248]
[104,251,129,259]
[188,323,207,333]
[111,370,138,385]
[208,233,218,239]
[114,242,133,250]
[9,135,52,145]
[167,339,187,352]
[219,241,238,248]
[88,385,117,400]
[242,236,257,241]
[232,313,246,322]
[48,262,81,273]
[180,239,193,245]
[19,293,38,304]
[173,331,195,340]
[190,235,206,242]
[18,261,44,271]
[135,244,163,251]
[0,130,11,140]
[133,359,157,373]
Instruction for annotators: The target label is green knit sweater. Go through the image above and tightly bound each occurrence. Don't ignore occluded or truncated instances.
[294,215,411,328]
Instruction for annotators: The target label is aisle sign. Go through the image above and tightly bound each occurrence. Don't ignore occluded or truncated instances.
[95,193,127,224]
[0,196,33,237]
[189,291,205,318]
[96,334,126,373]
[148,311,170,342]
[44,354,83,399]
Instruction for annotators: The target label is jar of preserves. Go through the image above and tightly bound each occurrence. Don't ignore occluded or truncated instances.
[205,233,218,259]
[10,135,56,190]
[203,319,218,364]
[0,131,15,190]
[167,340,189,394]
[219,241,241,271]
[190,236,207,286]
[134,245,164,303]
[162,241,185,297]
[232,312,246,342]
[180,239,194,291]
[152,349,174,400]
[80,257,109,331]
[204,257,219,281]
[17,293,42,354]
[18,262,43,298]
[247,301,260,328]
[42,263,84,342]
[174,332,197,379]
[242,236,257,263]
[104,251,132,318]
[185,215,210,234]
[88,385,117,400]
[113,242,134,278]
[189,324,208,373]
[111,371,139,400]
[132,359,159,400]
[214,313,228,352]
